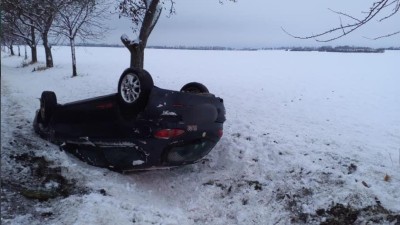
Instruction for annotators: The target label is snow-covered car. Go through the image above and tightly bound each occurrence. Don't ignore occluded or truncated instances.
[33,68,226,172]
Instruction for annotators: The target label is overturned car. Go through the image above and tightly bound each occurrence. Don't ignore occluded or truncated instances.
[34,68,226,172]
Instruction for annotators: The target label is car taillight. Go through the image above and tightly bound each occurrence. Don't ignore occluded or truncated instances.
[154,129,185,139]
[218,129,223,138]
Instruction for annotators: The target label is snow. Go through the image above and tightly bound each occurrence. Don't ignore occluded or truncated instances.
[161,110,178,116]
[1,46,400,224]
[132,160,145,166]
[121,34,140,46]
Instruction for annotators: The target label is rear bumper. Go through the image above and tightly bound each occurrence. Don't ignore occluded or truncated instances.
[34,109,222,171]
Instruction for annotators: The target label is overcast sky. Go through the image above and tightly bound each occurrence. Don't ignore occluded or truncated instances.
[104,0,399,48]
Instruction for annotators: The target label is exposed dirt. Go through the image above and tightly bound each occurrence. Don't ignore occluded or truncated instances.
[1,149,88,222]
[1,95,88,223]
[286,189,400,225]
[7,152,76,200]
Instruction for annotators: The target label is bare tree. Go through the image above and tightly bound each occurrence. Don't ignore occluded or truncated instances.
[118,0,170,69]
[283,0,399,42]
[54,0,110,77]
[118,0,236,69]
[4,0,67,68]
[0,19,15,55]
[1,1,39,62]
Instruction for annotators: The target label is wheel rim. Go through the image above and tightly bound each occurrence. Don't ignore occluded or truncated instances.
[120,73,141,103]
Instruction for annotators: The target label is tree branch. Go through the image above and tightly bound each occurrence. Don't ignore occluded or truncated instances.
[283,0,399,42]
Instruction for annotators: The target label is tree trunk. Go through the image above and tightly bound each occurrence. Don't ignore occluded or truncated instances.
[10,44,15,56]
[18,45,21,56]
[31,45,38,63]
[24,45,28,60]
[121,37,145,69]
[121,0,161,69]
[138,0,161,47]
[70,38,77,77]
[130,45,145,69]
[42,33,53,68]
[30,23,38,63]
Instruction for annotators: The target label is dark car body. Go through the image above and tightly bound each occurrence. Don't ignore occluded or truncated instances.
[34,86,225,172]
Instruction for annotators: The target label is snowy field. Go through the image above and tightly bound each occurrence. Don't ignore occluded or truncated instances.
[1,46,400,224]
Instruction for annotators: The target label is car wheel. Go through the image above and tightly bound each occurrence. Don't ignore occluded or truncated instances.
[118,68,154,109]
[180,82,209,94]
[40,91,57,125]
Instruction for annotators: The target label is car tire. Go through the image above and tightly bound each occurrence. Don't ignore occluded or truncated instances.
[118,68,154,110]
[180,82,209,94]
[40,91,57,125]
